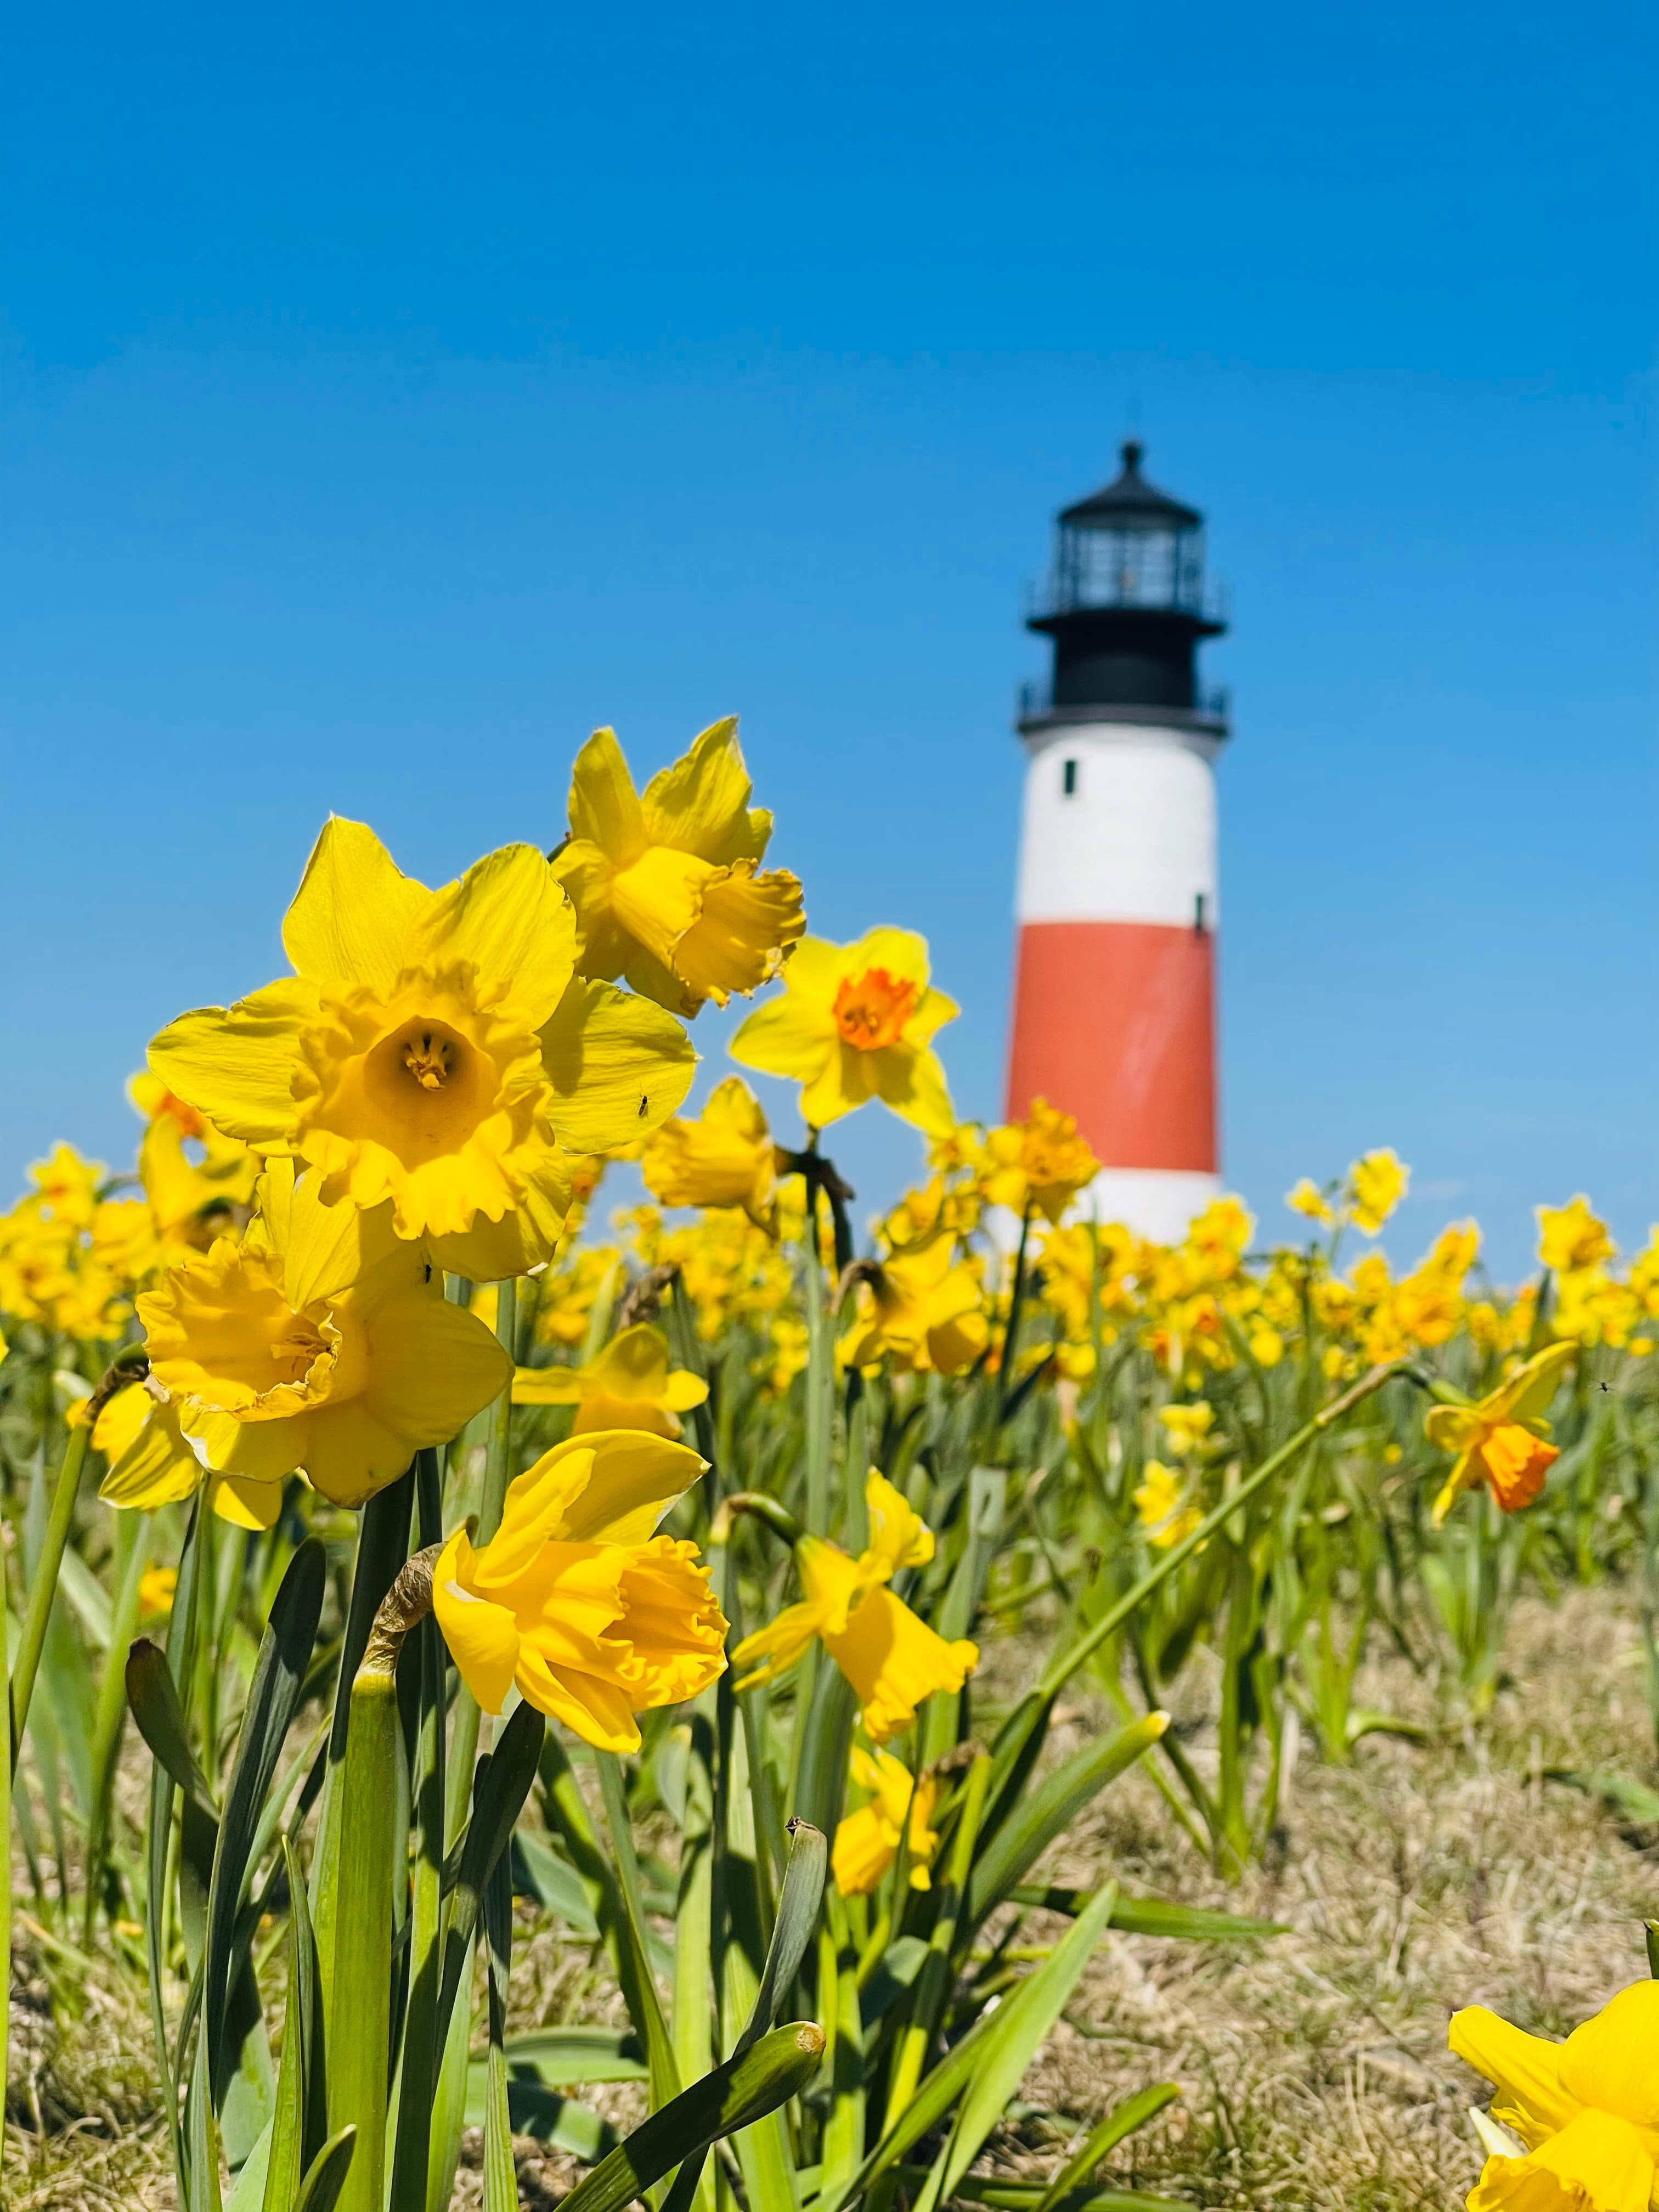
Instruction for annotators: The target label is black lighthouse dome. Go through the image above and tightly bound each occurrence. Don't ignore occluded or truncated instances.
[1020,441,1229,736]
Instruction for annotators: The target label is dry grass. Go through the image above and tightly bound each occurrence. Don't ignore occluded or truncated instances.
[10,1582,1659,2209]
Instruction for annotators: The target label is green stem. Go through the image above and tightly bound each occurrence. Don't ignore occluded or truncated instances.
[996,1203,1035,1421]
[9,1422,89,1751]
[446,1274,517,1847]
[1037,1361,1406,1701]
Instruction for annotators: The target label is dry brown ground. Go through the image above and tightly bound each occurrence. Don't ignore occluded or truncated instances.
[8,1583,1659,2210]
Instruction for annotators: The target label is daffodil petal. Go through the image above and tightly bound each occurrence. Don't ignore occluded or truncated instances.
[409,843,578,1027]
[281,817,430,996]
[872,1042,957,1140]
[149,978,319,1149]
[1450,2007,1579,2142]
[539,977,697,1152]
[639,717,768,865]
[568,727,648,864]
[358,1287,512,1444]
[1468,2107,1652,2212]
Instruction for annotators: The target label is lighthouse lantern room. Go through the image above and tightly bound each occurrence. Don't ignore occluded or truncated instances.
[1005,441,1229,1242]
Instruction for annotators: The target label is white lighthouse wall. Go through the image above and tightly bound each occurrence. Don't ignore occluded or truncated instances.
[1014,724,1218,929]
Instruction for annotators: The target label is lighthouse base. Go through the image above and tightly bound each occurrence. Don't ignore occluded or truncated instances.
[1082,1166,1221,1245]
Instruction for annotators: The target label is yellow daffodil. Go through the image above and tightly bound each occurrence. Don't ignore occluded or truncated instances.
[1538,1195,1616,1273]
[148,817,693,1259]
[839,1236,988,1377]
[552,721,804,1018]
[1450,1979,1659,2211]
[1286,1177,1334,1226]
[981,1099,1099,1226]
[131,1070,258,1255]
[94,1379,280,1530]
[641,1076,778,1227]
[104,1161,510,1516]
[138,1566,178,1618]
[732,1471,978,1743]
[1348,1149,1409,1235]
[879,1172,981,1254]
[432,1430,727,1752]
[511,1323,708,1438]
[30,1143,104,1231]
[1133,1460,1203,1549]
[1156,1401,1216,1454]
[1425,1339,1576,1525]
[832,1747,941,1897]
[730,928,958,1139]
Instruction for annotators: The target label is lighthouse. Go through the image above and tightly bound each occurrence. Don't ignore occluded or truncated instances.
[1005,441,1229,1243]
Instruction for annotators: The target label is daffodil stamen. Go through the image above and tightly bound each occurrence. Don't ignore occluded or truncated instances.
[401,1031,456,1091]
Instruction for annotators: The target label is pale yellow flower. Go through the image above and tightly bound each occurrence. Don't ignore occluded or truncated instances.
[980,1099,1099,1226]
[1537,1195,1615,1273]
[511,1324,708,1438]
[641,1077,777,1227]
[1286,1177,1334,1226]
[1348,1149,1409,1235]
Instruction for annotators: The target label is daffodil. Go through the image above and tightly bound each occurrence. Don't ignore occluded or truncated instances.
[94,1379,281,1530]
[130,1070,258,1254]
[552,721,804,1018]
[149,817,693,1260]
[1133,1460,1202,1549]
[1156,1401,1216,1455]
[432,1430,727,1752]
[732,1471,978,1743]
[1286,1177,1334,1226]
[838,1236,988,1376]
[1425,1340,1576,1525]
[832,1747,940,1897]
[30,1144,103,1230]
[138,1566,178,1618]
[1348,1149,1409,1235]
[981,1099,1099,1226]
[1538,1195,1616,1273]
[512,1323,708,1438]
[1450,1978,1659,2211]
[730,928,958,1139]
[641,1076,778,1226]
[104,1161,511,1515]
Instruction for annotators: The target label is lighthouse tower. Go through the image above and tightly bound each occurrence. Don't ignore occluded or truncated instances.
[1005,441,1229,1242]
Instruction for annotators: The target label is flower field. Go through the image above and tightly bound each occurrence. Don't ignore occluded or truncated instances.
[3,720,1657,2212]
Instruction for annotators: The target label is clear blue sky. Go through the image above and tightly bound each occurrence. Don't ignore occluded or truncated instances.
[3,0,1654,1276]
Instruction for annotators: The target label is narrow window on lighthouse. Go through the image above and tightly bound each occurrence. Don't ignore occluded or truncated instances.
[1061,757,1078,796]
[1193,891,1207,933]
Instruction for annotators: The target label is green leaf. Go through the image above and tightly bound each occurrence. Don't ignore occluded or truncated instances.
[481,2027,647,2088]
[1033,2083,1181,2212]
[294,2126,357,2212]
[207,1541,326,2106]
[1010,1884,1285,1942]
[433,1701,546,2065]
[512,1828,600,1938]
[912,1884,1121,2212]
[481,1850,516,2212]
[262,1837,326,2212]
[462,2073,620,2158]
[733,1817,826,2059]
[1548,1769,1659,1825]
[968,1717,1165,1928]
[556,2023,826,2212]
[126,1636,218,1821]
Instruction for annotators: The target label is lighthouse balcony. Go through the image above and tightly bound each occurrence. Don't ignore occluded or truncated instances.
[1015,678,1231,738]
[1024,569,1231,626]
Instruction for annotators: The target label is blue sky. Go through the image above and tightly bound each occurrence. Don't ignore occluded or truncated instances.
[2,0,1654,1276]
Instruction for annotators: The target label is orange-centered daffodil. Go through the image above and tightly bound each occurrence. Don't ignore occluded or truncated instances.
[732,1470,978,1742]
[981,1098,1100,1226]
[1450,1978,1659,2211]
[729,928,958,1140]
[432,1430,728,1752]
[1425,1339,1576,1525]
[553,720,805,1018]
[148,819,694,1257]
[511,1322,709,1437]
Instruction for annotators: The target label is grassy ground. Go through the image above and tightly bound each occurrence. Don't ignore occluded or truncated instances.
[8,1582,1659,2209]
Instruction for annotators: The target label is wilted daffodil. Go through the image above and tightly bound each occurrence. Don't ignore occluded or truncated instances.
[641,1076,778,1227]
[732,1471,978,1742]
[981,1098,1099,1226]
[832,1746,940,1898]
[149,817,693,1262]
[1348,1148,1409,1235]
[103,1161,510,1515]
[730,928,958,1141]
[512,1323,709,1438]
[839,1235,988,1376]
[553,720,804,1019]
[1537,1195,1616,1273]
[1450,1978,1659,2212]
[433,1430,728,1752]
[1425,1339,1576,1525]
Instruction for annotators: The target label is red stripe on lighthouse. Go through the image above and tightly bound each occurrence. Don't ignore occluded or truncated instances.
[1005,920,1217,1172]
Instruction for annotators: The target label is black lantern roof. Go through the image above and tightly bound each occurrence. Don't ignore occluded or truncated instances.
[1058,439,1202,532]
